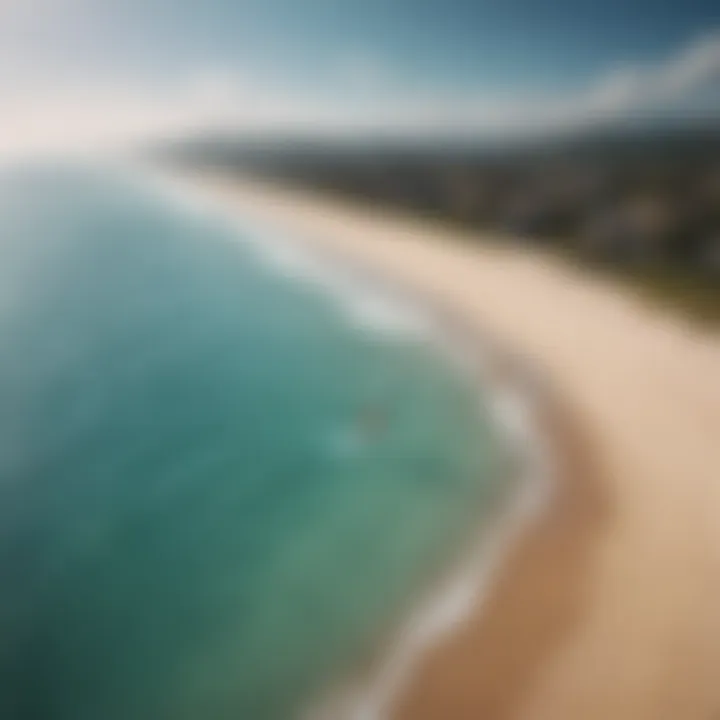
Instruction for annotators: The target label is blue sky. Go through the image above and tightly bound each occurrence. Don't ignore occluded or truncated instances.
[0,0,719,152]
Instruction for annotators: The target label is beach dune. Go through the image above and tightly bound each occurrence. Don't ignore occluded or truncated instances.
[178,172,720,720]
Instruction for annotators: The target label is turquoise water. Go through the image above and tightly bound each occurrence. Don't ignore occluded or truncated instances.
[0,164,508,720]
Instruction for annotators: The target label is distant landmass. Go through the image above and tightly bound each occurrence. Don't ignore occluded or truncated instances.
[155,120,720,319]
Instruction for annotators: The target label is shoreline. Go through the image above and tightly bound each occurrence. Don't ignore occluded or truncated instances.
[391,367,605,720]
[154,168,720,720]
[146,164,565,717]
[288,241,560,720]
[151,165,599,718]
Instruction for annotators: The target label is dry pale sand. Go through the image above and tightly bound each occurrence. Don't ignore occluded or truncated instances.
[180,172,720,720]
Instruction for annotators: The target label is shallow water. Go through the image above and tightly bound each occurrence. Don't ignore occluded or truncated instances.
[0,163,508,720]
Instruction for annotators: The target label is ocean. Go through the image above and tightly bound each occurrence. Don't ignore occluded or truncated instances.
[0,162,511,720]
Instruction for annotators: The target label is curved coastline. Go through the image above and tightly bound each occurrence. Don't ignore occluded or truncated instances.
[304,348,560,720]
[265,228,603,720]
[288,240,561,720]
[156,168,720,720]
[145,165,607,719]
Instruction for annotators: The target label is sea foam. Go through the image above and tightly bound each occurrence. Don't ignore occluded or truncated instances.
[142,169,555,720]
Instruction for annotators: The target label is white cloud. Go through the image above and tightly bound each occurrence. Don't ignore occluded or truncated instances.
[0,31,718,157]
[581,68,651,115]
[660,32,720,96]
[578,31,720,117]
[439,31,720,135]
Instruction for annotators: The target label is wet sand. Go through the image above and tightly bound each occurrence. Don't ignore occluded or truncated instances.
[174,171,720,720]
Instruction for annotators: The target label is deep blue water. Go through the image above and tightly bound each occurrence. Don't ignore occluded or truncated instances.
[0,164,507,720]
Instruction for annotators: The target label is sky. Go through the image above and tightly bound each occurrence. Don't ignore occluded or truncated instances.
[0,0,719,154]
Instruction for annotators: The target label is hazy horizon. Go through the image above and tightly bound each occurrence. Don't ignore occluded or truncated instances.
[0,0,718,156]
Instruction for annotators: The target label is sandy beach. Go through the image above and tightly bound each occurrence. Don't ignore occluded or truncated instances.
[176,171,720,720]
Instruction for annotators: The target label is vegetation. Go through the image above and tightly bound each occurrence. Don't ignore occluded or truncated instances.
[158,124,720,322]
